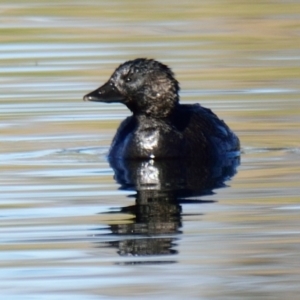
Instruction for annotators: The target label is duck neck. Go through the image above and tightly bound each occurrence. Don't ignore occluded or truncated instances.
[134,113,172,130]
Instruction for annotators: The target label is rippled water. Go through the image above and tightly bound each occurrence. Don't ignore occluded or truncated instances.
[1,1,300,299]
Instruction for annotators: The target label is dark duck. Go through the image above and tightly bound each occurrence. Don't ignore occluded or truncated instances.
[84,58,240,160]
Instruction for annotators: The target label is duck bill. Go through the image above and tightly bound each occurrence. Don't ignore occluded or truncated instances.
[83,82,124,103]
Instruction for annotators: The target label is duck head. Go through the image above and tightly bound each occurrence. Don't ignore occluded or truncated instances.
[83,58,180,118]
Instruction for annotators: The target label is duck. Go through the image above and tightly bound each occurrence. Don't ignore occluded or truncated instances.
[83,58,240,160]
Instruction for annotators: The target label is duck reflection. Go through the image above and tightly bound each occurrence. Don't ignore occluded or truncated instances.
[99,156,239,257]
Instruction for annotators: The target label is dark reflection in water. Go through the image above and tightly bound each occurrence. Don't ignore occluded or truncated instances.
[97,156,239,259]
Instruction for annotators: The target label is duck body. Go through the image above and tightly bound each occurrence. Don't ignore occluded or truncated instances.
[84,58,240,160]
[109,104,239,160]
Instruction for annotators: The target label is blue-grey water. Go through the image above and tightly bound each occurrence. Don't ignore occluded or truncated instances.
[1,1,300,299]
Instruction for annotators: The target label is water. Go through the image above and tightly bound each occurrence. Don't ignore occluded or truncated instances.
[1,1,300,299]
